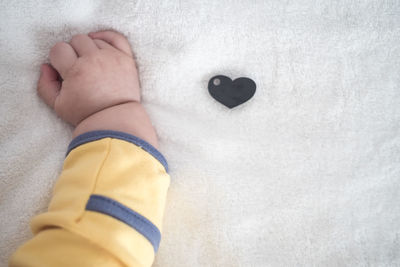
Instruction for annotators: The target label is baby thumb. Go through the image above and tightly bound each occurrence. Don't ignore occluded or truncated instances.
[37,63,61,109]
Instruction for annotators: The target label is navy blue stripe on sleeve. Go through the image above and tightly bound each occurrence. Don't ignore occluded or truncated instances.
[86,194,162,252]
[67,130,168,172]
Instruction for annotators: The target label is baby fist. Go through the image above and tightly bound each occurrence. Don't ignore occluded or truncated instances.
[38,31,140,126]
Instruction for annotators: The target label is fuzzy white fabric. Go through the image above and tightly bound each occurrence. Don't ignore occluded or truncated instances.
[1,1,400,266]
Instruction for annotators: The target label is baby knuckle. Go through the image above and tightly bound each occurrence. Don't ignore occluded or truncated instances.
[68,66,85,78]
[50,42,67,56]
[70,34,86,44]
[113,32,128,43]
[64,61,86,78]
[115,37,131,51]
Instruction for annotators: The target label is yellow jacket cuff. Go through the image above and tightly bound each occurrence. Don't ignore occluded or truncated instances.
[10,130,170,267]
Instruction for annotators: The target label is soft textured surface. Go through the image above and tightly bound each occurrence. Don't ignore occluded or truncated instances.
[1,1,399,266]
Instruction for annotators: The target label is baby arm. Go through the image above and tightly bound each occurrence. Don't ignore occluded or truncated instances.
[10,31,169,267]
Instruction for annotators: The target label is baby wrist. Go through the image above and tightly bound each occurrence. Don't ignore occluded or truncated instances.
[72,102,159,149]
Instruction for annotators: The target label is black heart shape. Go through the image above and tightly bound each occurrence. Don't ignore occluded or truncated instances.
[208,75,256,108]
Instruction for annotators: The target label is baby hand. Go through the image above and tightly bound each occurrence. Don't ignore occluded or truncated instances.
[38,30,158,148]
[38,31,140,126]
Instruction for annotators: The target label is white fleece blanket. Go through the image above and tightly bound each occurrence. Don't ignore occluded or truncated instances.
[1,1,400,266]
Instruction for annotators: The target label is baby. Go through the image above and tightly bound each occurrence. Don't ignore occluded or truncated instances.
[9,30,170,267]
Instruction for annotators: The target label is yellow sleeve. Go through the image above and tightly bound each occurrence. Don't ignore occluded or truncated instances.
[10,130,170,267]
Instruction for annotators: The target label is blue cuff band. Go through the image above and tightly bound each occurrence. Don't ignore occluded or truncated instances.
[67,130,168,172]
[86,194,162,252]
